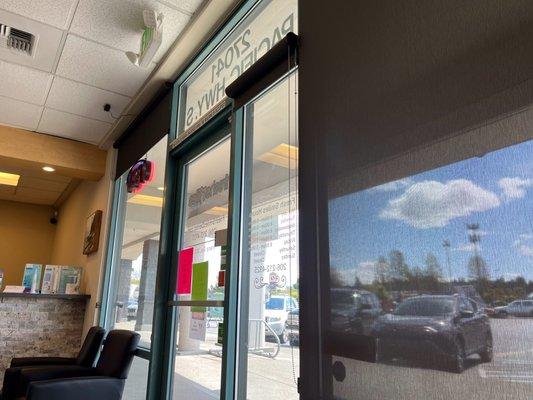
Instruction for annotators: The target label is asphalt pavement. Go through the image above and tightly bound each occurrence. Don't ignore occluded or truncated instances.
[123,318,533,399]
[334,318,533,400]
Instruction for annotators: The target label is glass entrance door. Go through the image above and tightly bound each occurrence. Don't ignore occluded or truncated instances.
[169,129,231,400]
[236,72,300,399]
[167,72,299,400]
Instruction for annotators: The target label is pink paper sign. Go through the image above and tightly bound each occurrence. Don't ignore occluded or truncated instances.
[176,247,194,295]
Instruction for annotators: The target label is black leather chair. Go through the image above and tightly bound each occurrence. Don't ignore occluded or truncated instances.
[15,330,140,400]
[1,326,106,400]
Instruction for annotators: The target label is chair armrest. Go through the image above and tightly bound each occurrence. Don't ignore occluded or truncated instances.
[2,367,26,400]
[26,377,125,400]
[20,365,96,383]
[11,357,76,368]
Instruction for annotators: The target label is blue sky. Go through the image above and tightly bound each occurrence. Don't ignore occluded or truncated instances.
[329,140,533,284]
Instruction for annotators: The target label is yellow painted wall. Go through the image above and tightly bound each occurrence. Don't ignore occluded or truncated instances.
[0,200,56,286]
[49,150,114,335]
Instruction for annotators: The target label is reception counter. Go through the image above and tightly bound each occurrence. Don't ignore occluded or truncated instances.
[0,292,90,385]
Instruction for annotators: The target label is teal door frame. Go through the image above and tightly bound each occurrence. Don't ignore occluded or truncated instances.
[148,106,245,400]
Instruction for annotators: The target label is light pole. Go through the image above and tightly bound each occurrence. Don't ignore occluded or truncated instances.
[467,223,481,259]
[467,223,487,280]
[443,240,452,288]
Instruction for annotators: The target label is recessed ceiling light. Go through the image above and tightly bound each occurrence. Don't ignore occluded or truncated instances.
[0,172,20,186]
[157,187,164,191]
[206,206,228,216]
[42,166,55,172]
[258,143,299,169]
[127,194,163,207]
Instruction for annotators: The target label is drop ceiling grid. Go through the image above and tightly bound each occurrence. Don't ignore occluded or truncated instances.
[0,95,43,130]
[0,0,202,144]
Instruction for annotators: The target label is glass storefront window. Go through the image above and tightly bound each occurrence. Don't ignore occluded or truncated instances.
[103,1,299,398]
[123,357,149,400]
[177,0,297,135]
[105,136,168,350]
[238,71,299,399]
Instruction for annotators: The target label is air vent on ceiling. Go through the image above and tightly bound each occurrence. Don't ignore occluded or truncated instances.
[0,23,34,55]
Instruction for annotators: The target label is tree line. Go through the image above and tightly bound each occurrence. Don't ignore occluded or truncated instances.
[331,249,533,305]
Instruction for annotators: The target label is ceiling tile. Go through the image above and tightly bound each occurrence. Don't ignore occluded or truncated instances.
[0,60,52,105]
[38,108,112,144]
[70,0,190,63]
[20,168,72,183]
[0,185,16,196]
[0,9,64,73]
[0,96,43,130]
[18,176,70,192]
[56,35,154,96]
[158,0,205,15]
[13,187,61,204]
[0,165,72,184]
[46,77,131,123]
[0,0,77,29]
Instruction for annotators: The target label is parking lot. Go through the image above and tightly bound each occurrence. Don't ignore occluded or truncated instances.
[121,317,533,399]
[334,318,533,400]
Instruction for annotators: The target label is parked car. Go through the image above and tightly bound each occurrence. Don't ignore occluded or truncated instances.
[492,307,509,318]
[482,305,497,318]
[330,288,382,335]
[491,301,509,318]
[127,300,138,321]
[503,300,533,317]
[287,307,299,328]
[287,308,299,346]
[373,295,493,373]
[265,295,298,343]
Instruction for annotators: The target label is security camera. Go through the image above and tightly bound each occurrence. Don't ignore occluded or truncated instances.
[50,210,58,225]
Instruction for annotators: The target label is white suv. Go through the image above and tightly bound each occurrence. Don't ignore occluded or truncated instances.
[264,295,298,343]
[505,300,533,317]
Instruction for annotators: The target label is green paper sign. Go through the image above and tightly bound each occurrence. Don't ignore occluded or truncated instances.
[191,262,208,312]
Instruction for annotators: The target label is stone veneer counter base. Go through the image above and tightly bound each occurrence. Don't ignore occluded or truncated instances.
[0,293,90,386]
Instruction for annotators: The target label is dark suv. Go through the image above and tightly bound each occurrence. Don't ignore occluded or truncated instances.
[330,288,382,335]
[373,295,493,373]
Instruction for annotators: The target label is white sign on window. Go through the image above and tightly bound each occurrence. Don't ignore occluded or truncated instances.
[178,0,298,133]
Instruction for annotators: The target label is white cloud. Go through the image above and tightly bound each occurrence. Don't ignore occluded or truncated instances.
[355,261,377,284]
[379,179,500,229]
[514,234,533,257]
[498,177,532,201]
[333,261,377,285]
[520,246,533,257]
[370,178,413,193]
[501,273,521,282]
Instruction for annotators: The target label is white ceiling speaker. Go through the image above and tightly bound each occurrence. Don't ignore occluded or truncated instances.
[126,10,163,68]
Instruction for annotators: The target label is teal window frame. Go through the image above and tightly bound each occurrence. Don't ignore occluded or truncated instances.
[98,177,124,329]
[149,1,265,398]
[172,0,263,139]
[154,109,236,400]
